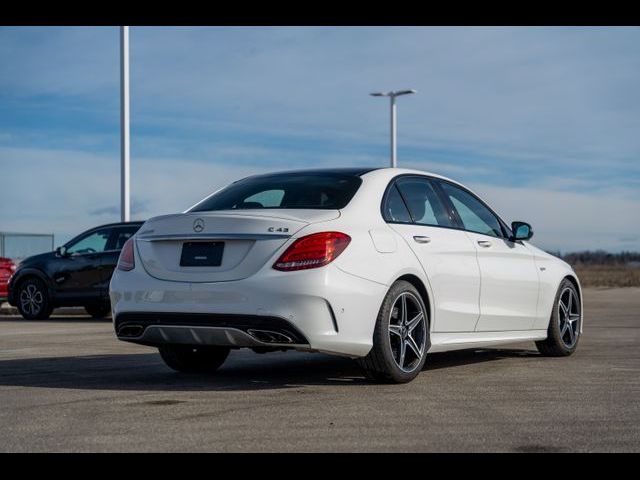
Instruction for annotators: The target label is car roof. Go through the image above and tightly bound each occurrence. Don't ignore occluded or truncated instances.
[248,167,381,178]
[72,222,144,236]
[62,222,144,247]
[242,166,458,183]
[362,167,458,182]
[92,221,145,229]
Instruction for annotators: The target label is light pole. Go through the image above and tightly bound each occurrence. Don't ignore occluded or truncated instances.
[120,26,131,222]
[370,89,416,168]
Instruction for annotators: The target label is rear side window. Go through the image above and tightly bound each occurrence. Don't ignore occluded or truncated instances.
[395,177,452,227]
[108,226,140,251]
[190,173,362,211]
[383,185,412,223]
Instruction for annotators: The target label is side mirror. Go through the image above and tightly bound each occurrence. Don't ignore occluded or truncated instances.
[56,246,68,257]
[510,221,533,241]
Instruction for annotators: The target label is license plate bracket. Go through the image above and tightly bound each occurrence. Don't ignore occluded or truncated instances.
[180,241,224,267]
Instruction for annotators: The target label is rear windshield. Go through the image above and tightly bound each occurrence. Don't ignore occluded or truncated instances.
[189,173,363,211]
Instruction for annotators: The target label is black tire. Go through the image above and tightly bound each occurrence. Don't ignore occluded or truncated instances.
[158,344,230,373]
[536,279,581,356]
[84,304,111,319]
[357,280,429,383]
[16,277,53,320]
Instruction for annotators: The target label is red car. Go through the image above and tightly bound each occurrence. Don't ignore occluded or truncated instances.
[0,257,17,301]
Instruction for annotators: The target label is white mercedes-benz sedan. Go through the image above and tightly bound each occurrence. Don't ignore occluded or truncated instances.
[109,167,582,383]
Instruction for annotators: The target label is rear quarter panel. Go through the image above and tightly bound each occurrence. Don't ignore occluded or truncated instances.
[304,171,435,325]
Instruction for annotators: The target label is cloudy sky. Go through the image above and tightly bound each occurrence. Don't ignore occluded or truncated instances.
[0,26,638,252]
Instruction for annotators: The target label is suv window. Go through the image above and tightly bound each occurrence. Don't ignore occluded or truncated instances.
[395,177,452,227]
[66,228,111,255]
[438,181,503,238]
[189,173,362,211]
[108,226,140,251]
[382,184,412,223]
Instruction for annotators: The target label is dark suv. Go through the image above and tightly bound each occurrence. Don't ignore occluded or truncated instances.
[8,222,143,319]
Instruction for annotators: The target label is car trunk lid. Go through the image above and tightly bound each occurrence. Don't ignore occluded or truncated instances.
[135,210,338,282]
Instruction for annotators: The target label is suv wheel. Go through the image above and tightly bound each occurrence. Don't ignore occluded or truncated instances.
[16,277,53,320]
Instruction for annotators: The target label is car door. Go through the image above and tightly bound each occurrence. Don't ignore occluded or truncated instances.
[54,227,113,302]
[384,176,481,332]
[100,225,140,295]
[436,180,540,331]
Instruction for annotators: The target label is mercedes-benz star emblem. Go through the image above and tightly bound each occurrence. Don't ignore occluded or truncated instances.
[193,218,205,233]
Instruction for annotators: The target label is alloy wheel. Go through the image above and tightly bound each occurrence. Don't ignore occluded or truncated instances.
[558,287,580,349]
[388,292,427,372]
[20,283,44,317]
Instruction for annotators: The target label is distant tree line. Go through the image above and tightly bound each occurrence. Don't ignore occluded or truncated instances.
[545,250,640,266]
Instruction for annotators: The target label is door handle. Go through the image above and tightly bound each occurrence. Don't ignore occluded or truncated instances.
[477,240,492,248]
[413,235,431,244]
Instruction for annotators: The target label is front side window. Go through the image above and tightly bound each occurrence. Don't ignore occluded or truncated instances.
[66,229,111,255]
[395,177,452,227]
[190,173,362,211]
[438,182,503,238]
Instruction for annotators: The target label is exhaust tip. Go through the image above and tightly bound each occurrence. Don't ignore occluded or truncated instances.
[247,329,294,344]
[118,324,144,338]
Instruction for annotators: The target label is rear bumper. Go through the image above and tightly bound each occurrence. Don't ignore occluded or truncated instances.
[115,311,310,348]
[109,263,387,357]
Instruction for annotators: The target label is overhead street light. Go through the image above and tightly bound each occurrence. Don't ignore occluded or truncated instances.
[370,89,416,168]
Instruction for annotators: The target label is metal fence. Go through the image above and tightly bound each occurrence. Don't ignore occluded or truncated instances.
[0,232,54,263]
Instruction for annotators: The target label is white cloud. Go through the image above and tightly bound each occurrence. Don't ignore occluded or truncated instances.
[1,145,638,252]
[469,182,640,252]
[0,146,264,238]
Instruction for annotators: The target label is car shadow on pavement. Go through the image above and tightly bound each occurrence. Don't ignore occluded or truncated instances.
[424,347,540,371]
[0,316,113,324]
[0,347,539,392]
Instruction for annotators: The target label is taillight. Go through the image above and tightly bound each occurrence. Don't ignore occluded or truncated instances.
[273,232,351,271]
[117,238,135,271]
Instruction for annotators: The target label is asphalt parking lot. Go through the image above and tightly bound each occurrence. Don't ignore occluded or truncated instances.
[0,287,639,452]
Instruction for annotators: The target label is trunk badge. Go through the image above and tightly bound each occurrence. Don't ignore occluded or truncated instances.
[193,218,205,232]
